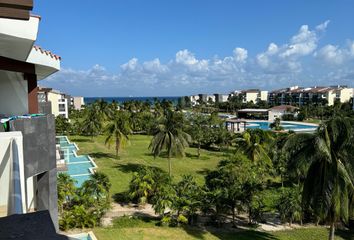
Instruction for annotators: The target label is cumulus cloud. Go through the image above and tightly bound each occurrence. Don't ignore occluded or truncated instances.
[315,40,354,65]
[233,48,248,63]
[43,20,354,96]
[256,21,331,73]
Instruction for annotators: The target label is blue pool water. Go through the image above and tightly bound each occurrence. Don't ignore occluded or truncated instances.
[57,136,96,186]
[246,121,317,131]
[69,233,93,240]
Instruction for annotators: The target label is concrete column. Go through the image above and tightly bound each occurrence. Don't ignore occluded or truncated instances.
[26,74,38,114]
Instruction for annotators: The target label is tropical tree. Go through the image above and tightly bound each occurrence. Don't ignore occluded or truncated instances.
[82,105,102,139]
[57,173,76,213]
[283,117,354,240]
[188,113,209,157]
[81,172,111,201]
[277,185,302,226]
[55,115,71,135]
[173,175,202,225]
[234,129,273,168]
[104,111,131,158]
[129,166,171,204]
[149,110,191,176]
[270,118,283,131]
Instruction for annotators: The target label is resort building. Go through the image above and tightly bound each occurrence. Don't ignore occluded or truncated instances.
[38,87,69,118]
[231,89,268,103]
[214,93,229,103]
[268,85,354,106]
[0,0,65,237]
[268,105,298,122]
[72,96,85,110]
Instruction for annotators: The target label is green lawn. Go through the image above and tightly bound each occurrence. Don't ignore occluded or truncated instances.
[93,217,352,240]
[68,135,352,240]
[69,134,226,195]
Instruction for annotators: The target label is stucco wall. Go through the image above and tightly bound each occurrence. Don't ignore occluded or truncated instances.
[0,70,28,116]
[47,92,60,117]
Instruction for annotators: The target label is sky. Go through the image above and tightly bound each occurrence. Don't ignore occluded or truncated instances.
[35,0,354,97]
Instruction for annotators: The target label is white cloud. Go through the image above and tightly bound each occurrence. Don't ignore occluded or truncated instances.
[233,47,248,63]
[43,20,354,96]
[316,44,345,64]
[316,20,330,31]
[121,58,139,71]
[315,40,354,65]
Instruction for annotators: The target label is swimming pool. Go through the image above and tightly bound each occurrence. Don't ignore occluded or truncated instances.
[57,136,97,186]
[246,121,318,132]
[68,231,97,240]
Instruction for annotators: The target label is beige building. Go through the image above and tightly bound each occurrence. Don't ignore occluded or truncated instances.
[72,96,85,110]
[269,85,353,106]
[38,87,69,118]
[236,89,268,103]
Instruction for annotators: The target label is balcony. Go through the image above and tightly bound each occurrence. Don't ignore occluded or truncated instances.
[0,114,58,229]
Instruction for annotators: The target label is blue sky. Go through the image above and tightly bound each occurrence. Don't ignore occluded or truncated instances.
[35,0,354,97]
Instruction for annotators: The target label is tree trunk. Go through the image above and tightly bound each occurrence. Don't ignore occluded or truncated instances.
[115,138,120,159]
[168,156,171,177]
[232,207,236,228]
[329,222,335,240]
[197,143,201,158]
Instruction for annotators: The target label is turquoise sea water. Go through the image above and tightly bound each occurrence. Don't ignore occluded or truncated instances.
[85,96,180,105]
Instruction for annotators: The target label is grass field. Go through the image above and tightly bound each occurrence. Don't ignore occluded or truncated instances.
[68,135,353,240]
[69,134,226,195]
[93,217,352,240]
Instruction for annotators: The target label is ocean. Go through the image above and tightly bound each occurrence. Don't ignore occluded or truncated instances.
[84,96,181,105]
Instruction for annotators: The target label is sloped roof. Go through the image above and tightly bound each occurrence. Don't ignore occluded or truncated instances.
[0,211,68,240]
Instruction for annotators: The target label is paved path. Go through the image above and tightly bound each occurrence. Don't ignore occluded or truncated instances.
[101,203,158,227]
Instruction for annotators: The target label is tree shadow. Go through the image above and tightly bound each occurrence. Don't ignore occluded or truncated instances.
[185,152,210,160]
[181,225,208,239]
[114,163,164,174]
[335,228,353,240]
[206,228,278,240]
[131,212,160,223]
[69,138,91,143]
[196,168,210,175]
[89,152,117,159]
[112,191,130,203]
[114,163,145,173]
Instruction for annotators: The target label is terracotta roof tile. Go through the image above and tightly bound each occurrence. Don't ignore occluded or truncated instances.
[33,45,61,60]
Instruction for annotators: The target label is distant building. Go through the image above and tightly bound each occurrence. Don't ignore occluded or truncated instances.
[38,87,69,118]
[214,93,229,103]
[268,105,298,121]
[269,85,353,106]
[72,96,85,110]
[231,89,268,103]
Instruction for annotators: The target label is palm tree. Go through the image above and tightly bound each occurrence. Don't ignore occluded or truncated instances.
[81,172,111,201]
[188,113,209,158]
[234,129,273,166]
[82,105,102,140]
[283,117,354,240]
[57,173,76,213]
[104,111,131,158]
[149,110,191,176]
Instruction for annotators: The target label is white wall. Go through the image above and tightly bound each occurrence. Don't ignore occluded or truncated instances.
[245,92,258,103]
[0,70,28,116]
[260,91,268,101]
[73,97,84,110]
[0,132,26,217]
[47,92,60,117]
